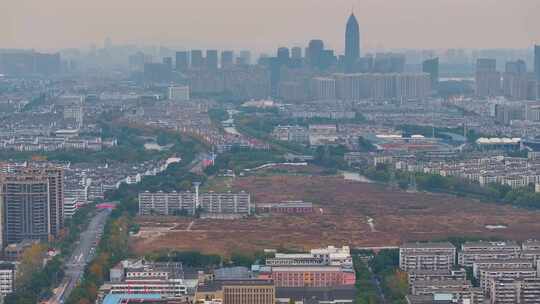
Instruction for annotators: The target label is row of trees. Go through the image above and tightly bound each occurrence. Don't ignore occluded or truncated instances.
[145,250,271,269]
[353,256,380,304]
[352,249,408,304]
[67,209,132,304]
[371,250,408,303]
[361,164,540,209]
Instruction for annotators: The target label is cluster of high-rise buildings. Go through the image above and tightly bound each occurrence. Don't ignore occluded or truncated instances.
[400,240,540,304]
[136,12,439,103]
[475,46,540,100]
[0,50,62,76]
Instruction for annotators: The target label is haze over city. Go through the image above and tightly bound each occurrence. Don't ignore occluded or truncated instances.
[1,0,540,51]
[2,1,540,304]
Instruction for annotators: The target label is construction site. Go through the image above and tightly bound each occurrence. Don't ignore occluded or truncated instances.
[130,171,540,257]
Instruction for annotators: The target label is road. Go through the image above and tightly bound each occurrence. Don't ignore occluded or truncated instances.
[49,209,111,304]
[371,270,387,304]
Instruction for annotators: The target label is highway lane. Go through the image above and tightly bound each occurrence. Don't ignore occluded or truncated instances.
[49,208,111,304]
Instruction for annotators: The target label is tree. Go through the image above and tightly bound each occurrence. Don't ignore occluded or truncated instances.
[16,243,47,288]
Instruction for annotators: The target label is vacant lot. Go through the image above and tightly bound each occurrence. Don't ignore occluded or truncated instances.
[131,175,540,256]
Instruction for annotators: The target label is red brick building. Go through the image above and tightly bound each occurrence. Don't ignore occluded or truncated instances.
[268,266,355,288]
[256,201,313,214]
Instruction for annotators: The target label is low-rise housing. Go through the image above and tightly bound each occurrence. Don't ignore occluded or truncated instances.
[194,279,275,304]
[399,242,457,271]
[459,241,522,267]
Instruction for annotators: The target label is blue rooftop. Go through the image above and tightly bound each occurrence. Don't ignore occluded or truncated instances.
[103,294,162,304]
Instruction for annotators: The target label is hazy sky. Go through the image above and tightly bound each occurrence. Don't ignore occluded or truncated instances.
[1,0,539,52]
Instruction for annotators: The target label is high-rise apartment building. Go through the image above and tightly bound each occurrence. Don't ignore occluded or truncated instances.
[422,57,439,91]
[307,39,324,69]
[0,166,64,247]
[220,51,234,69]
[206,50,218,70]
[191,50,204,69]
[175,51,189,71]
[143,63,172,83]
[291,47,302,60]
[238,50,251,65]
[503,60,528,100]
[0,51,61,76]
[278,81,307,102]
[311,77,337,100]
[334,73,430,101]
[475,58,501,97]
[395,73,431,101]
[277,47,290,66]
[535,45,540,82]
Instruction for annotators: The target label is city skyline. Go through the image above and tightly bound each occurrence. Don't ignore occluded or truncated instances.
[1,0,539,52]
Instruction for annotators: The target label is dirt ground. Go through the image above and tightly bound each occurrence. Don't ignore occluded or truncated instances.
[130,175,540,256]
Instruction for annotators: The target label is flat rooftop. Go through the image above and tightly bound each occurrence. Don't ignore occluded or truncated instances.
[197,279,274,292]
[401,242,456,249]
[103,294,162,304]
[462,241,519,248]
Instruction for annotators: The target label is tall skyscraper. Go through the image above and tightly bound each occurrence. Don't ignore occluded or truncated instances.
[175,51,189,71]
[307,39,324,69]
[291,47,302,60]
[269,57,281,97]
[143,63,172,83]
[503,60,528,100]
[277,47,290,66]
[321,50,337,70]
[238,50,251,65]
[221,51,234,69]
[345,13,360,72]
[191,50,204,69]
[476,58,497,72]
[475,58,501,97]
[535,45,540,81]
[422,57,439,90]
[0,166,64,247]
[206,50,218,70]
[505,60,527,75]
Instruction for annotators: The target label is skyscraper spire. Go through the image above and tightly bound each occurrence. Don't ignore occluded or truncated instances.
[345,12,360,73]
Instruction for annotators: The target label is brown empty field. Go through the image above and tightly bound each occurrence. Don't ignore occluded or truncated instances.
[130,175,540,256]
